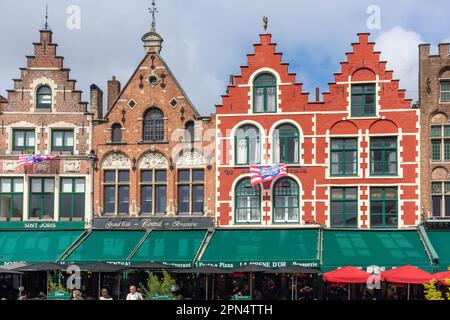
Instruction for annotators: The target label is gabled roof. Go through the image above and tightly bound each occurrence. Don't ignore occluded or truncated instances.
[0,95,7,103]
[105,52,200,118]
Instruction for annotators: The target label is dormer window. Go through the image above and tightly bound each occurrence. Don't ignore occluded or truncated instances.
[36,85,52,109]
[253,73,277,113]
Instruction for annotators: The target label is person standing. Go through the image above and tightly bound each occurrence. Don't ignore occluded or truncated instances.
[126,285,143,300]
[99,288,113,300]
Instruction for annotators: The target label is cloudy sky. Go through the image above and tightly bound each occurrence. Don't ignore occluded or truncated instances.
[1,0,450,115]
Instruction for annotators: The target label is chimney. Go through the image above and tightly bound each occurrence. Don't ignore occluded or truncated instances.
[315,87,320,102]
[90,84,103,119]
[107,76,121,110]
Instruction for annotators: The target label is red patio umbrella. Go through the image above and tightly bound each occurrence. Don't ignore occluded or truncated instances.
[380,265,435,284]
[434,271,450,286]
[322,266,371,283]
[380,265,436,300]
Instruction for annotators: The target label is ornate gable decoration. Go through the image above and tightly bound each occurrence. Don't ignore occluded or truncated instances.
[176,151,206,168]
[140,152,167,169]
[102,153,131,169]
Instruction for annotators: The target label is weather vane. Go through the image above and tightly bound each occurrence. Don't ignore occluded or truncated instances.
[149,0,158,30]
[263,16,268,32]
[44,4,49,30]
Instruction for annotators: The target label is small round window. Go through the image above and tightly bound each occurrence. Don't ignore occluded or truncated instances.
[148,76,158,85]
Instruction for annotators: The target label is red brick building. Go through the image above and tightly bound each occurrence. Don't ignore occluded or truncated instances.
[215,32,419,229]
[91,24,215,222]
[0,28,92,226]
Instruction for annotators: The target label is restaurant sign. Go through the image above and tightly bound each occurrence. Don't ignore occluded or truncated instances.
[197,261,320,269]
[93,217,214,230]
[0,221,86,230]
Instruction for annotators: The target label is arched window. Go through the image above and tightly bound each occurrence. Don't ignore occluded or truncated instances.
[111,123,122,143]
[185,121,195,142]
[36,85,52,109]
[235,125,261,165]
[273,124,299,164]
[273,177,299,223]
[253,73,276,113]
[235,178,261,223]
[143,108,164,142]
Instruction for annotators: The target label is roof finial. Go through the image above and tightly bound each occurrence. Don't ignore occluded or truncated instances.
[44,4,49,30]
[263,16,268,32]
[149,0,158,31]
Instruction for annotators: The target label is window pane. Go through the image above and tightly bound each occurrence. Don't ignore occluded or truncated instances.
[432,196,442,217]
[155,186,166,214]
[193,186,204,213]
[75,179,85,193]
[178,170,190,182]
[118,186,129,214]
[1,179,11,193]
[432,140,442,160]
[445,196,450,217]
[141,186,153,214]
[12,195,23,219]
[445,140,450,160]
[193,170,204,182]
[104,186,115,215]
[346,188,358,200]
[104,171,115,183]
[431,126,442,138]
[60,194,72,218]
[266,87,277,112]
[26,132,35,147]
[31,179,42,193]
[15,131,25,147]
[42,194,54,219]
[61,179,72,193]
[236,138,248,164]
[54,132,63,146]
[254,88,265,113]
[119,171,129,183]
[142,171,153,183]
[65,131,74,146]
[331,188,344,200]
[178,186,190,213]
[331,139,344,150]
[432,182,443,194]
[44,179,54,193]
[0,195,11,219]
[73,194,84,219]
[13,179,23,193]
[371,214,383,227]
[30,195,41,218]
[155,170,166,182]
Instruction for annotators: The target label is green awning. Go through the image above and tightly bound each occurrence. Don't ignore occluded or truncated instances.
[130,230,207,268]
[322,230,434,272]
[0,230,84,265]
[63,231,146,264]
[426,231,450,272]
[198,229,320,269]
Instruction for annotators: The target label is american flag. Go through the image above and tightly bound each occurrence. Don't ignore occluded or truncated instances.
[16,154,57,168]
[250,164,287,186]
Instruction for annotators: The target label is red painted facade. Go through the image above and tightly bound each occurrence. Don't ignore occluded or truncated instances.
[215,33,419,229]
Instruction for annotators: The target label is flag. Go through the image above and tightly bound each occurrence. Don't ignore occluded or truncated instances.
[250,164,287,186]
[16,154,57,168]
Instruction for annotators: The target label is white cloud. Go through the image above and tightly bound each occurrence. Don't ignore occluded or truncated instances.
[375,26,424,101]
